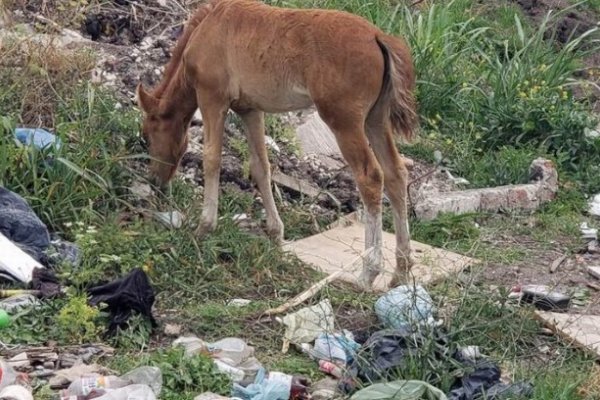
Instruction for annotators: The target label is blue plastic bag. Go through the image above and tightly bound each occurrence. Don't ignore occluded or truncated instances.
[311,331,361,365]
[374,285,435,329]
[231,368,290,400]
[14,127,62,151]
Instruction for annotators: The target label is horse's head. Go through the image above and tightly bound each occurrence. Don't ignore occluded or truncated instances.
[136,83,189,189]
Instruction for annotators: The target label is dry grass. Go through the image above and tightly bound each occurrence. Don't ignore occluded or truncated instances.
[578,364,600,398]
[0,32,96,126]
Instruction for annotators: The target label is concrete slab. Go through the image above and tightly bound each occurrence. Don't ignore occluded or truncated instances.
[283,213,478,292]
[535,311,600,357]
[413,158,559,220]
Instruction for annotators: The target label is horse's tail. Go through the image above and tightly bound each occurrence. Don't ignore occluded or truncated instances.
[373,34,418,141]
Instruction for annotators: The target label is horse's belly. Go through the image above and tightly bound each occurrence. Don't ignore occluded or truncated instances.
[232,81,314,113]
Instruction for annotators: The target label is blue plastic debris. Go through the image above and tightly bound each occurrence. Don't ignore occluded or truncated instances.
[14,127,62,151]
[374,284,436,329]
[311,331,361,365]
[232,368,290,400]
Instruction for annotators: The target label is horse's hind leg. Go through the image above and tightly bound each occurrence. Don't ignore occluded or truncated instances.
[196,90,229,237]
[238,110,284,243]
[318,105,384,291]
[366,118,413,287]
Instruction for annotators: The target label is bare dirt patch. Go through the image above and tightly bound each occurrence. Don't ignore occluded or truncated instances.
[475,232,600,315]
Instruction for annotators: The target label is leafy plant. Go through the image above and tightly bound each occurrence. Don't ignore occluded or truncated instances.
[56,294,103,343]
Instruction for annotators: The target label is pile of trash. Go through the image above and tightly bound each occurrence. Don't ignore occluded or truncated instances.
[0,357,162,400]
[172,336,311,400]
[267,286,534,400]
[159,285,535,400]
[0,180,160,398]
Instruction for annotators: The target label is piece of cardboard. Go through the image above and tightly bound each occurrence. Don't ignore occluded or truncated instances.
[283,213,477,292]
[536,311,600,357]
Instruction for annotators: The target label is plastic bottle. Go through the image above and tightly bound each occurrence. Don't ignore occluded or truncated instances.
[267,372,311,400]
[64,374,129,397]
[119,367,162,396]
[172,336,210,356]
[232,369,311,400]
[93,384,156,400]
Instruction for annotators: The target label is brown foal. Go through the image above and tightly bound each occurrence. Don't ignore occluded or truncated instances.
[136,0,419,290]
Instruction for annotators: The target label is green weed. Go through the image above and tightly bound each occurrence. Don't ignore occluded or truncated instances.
[56,293,103,343]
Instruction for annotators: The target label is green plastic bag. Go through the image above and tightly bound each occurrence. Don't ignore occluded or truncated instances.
[350,380,448,400]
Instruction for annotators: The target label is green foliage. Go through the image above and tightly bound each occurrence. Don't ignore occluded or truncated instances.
[265,114,300,156]
[0,84,142,230]
[410,212,481,249]
[56,293,103,343]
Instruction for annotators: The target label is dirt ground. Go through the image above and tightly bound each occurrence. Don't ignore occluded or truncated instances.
[472,232,600,315]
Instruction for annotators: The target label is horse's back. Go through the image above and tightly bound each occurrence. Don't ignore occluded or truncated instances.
[184,0,388,112]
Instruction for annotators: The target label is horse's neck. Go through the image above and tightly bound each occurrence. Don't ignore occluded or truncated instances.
[157,66,198,124]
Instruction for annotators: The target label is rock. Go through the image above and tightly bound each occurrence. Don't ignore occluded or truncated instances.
[8,352,30,369]
[227,298,251,307]
[152,211,184,229]
[129,181,153,199]
[581,222,598,240]
[164,323,182,336]
[587,266,600,280]
[413,158,559,220]
[589,193,600,217]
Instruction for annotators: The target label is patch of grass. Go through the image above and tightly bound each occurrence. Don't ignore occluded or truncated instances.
[0,34,97,126]
[265,114,301,156]
[0,83,142,230]
[570,0,600,13]
[56,293,103,343]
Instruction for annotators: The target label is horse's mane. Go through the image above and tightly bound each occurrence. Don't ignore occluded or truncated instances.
[151,0,219,99]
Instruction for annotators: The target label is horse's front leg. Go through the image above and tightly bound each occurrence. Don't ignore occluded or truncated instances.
[239,109,284,244]
[196,93,229,238]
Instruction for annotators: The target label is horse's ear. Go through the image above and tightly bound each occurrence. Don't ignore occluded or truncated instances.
[136,83,159,115]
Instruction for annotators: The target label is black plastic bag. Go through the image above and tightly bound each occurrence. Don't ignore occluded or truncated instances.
[447,352,533,400]
[447,357,501,400]
[0,186,50,262]
[349,327,453,383]
[87,268,157,335]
